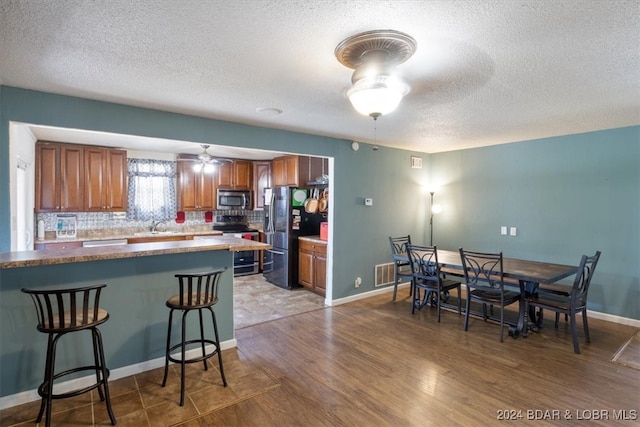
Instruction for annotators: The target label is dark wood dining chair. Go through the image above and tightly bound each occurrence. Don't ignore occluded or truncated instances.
[458,248,521,342]
[388,235,413,301]
[406,244,461,321]
[525,251,601,353]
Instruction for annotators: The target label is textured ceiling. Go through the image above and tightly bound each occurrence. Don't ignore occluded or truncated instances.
[1,0,639,156]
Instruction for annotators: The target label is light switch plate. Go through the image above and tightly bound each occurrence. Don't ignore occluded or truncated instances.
[500,226,507,235]
[510,227,517,236]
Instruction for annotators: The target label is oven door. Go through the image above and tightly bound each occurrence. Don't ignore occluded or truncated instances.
[234,249,259,276]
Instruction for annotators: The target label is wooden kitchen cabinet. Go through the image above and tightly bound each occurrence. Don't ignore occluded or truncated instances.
[35,142,85,212]
[272,155,325,187]
[252,161,271,210]
[217,160,252,190]
[298,238,327,296]
[84,147,127,211]
[178,161,216,210]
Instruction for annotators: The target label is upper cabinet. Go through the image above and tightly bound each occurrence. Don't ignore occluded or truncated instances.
[252,161,272,211]
[84,147,128,211]
[35,142,85,212]
[272,155,326,187]
[217,160,252,190]
[178,161,217,211]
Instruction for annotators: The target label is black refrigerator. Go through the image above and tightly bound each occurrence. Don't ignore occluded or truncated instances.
[263,186,326,289]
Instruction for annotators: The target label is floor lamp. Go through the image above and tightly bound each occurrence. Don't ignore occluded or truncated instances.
[429,191,442,246]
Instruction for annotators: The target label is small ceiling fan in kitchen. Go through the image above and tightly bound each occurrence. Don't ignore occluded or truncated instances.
[178,144,232,173]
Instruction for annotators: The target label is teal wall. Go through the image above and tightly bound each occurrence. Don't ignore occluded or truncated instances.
[0,86,430,303]
[0,249,234,397]
[430,128,640,319]
[1,86,638,319]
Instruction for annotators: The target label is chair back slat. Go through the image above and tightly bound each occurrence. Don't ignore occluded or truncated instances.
[389,235,411,257]
[571,251,601,305]
[459,248,504,290]
[22,284,108,332]
[406,244,441,284]
[174,268,227,308]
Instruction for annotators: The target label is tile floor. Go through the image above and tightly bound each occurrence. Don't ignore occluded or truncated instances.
[0,275,323,427]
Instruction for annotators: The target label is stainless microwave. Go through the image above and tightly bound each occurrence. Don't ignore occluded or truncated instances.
[217,189,251,210]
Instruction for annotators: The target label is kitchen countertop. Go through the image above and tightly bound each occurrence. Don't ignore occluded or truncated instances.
[0,235,270,269]
[299,235,327,244]
[36,229,224,244]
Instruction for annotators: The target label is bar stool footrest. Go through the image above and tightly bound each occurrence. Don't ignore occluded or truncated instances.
[167,339,220,364]
[38,365,110,400]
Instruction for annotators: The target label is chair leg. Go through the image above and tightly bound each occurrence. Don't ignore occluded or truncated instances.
[91,330,106,402]
[209,307,227,387]
[569,310,580,354]
[555,312,560,328]
[37,334,56,426]
[582,308,590,343]
[392,276,398,301]
[198,309,208,371]
[499,305,504,343]
[179,310,188,406]
[162,309,175,387]
[464,294,471,331]
[94,328,116,425]
[436,288,441,322]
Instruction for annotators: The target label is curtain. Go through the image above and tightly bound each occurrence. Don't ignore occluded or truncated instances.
[127,159,177,221]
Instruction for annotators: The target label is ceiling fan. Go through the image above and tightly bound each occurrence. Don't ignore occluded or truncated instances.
[178,144,232,172]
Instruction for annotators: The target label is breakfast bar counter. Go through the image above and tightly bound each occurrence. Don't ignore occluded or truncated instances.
[0,237,270,403]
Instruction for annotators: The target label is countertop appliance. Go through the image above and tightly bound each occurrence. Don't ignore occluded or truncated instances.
[212,215,259,276]
[216,189,251,210]
[263,187,327,289]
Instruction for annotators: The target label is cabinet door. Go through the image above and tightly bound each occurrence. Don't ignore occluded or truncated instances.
[284,156,299,186]
[272,158,286,186]
[84,147,106,211]
[199,169,216,209]
[35,143,60,212]
[233,160,252,190]
[217,162,233,188]
[178,162,198,210]
[106,149,127,210]
[59,144,84,212]
[315,252,327,296]
[178,162,215,210]
[253,161,271,210]
[298,242,314,289]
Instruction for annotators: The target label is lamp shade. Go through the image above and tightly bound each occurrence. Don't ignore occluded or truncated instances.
[347,75,409,117]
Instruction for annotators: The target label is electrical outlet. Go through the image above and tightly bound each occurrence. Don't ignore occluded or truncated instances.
[355,277,362,288]
[500,226,507,235]
[510,227,517,236]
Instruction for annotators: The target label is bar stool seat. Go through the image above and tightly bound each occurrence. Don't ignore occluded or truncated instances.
[162,267,228,406]
[21,284,116,427]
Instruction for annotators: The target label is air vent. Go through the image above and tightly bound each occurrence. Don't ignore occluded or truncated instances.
[374,262,396,287]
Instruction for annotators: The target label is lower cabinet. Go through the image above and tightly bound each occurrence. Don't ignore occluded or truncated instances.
[298,238,326,297]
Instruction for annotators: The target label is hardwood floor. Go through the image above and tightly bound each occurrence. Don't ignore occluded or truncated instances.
[2,287,638,426]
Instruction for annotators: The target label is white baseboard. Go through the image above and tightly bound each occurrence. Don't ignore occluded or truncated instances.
[331,283,640,328]
[0,338,237,411]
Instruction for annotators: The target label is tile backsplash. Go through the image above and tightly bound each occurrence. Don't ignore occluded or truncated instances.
[37,210,265,233]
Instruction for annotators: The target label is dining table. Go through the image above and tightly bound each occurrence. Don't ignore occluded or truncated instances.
[401,248,579,338]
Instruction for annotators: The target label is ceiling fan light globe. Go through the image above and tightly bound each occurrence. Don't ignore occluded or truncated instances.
[347,78,407,117]
[193,163,203,173]
[204,163,215,173]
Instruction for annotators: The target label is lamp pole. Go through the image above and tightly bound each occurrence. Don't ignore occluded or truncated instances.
[429,191,435,246]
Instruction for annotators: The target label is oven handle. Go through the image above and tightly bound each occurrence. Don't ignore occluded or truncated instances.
[266,248,285,256]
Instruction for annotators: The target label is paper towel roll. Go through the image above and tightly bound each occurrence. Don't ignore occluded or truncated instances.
[37,220,45,240]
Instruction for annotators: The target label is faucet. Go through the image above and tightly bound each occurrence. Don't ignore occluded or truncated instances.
[150,220,166,233]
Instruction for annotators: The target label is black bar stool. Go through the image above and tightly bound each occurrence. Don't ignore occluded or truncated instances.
[162,268,228,406]
[22,284,117,427]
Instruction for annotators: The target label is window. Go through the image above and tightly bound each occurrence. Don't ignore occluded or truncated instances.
[127,159,177,221]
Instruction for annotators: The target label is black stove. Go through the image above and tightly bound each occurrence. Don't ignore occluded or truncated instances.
[212,215,258,234]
